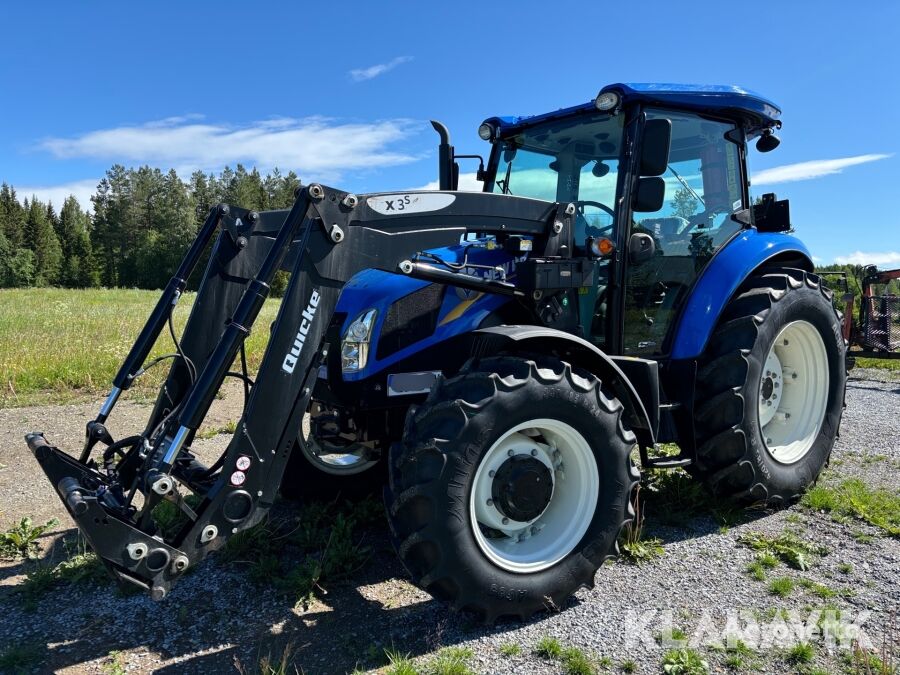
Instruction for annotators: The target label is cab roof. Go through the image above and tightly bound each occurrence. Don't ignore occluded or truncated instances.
[486,83,781,136]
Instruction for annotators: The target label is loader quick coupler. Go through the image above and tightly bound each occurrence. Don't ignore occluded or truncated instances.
[26,183,583,599]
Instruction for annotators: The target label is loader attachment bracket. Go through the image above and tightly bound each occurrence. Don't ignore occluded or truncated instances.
[25,184,579,599]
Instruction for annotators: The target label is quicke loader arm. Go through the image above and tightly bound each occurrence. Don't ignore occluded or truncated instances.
[26,184,580,599]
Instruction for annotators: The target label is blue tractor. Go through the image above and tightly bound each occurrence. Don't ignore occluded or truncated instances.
[28,83,846,621]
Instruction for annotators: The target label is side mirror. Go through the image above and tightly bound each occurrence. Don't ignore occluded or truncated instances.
[628,232,656,264]
[639,118,672,176]
[633,177,665,212]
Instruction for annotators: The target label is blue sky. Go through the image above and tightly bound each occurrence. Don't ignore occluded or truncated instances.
[1,1,897,265]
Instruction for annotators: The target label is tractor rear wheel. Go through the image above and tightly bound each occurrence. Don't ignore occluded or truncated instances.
[692,269,846,506]
[385,355,639,622]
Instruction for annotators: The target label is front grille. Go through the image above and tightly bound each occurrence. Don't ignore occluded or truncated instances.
[861,295,900,352]
[376,284,445,359]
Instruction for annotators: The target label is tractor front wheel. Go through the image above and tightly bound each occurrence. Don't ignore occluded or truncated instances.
[385,355,639,622]
[692,269,846,505]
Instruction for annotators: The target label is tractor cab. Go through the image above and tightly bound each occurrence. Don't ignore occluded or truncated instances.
[461,83,783,356]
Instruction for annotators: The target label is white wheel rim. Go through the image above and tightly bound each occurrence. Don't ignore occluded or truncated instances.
[298,412,379,476]
[468,418,599,573]
[758,320,829,464]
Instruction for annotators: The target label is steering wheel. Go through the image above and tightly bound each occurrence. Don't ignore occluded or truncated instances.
[575,200,615,237]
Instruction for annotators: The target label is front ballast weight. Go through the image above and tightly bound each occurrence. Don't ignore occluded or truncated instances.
[26,184,601,598]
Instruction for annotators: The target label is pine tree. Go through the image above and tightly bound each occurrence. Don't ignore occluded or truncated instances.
[0,183,27,249]
[23,196,63,285]
[58,196,99,287]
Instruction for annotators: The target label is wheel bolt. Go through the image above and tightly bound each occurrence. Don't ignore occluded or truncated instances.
[766,438,773,444]
[507,449,514,457]
[487,498,493,506]
[767,401,772,406]
[784,339,789,346]
[488,470,495,478]
[531,448,538,456]
[792,373,797,379]
[785,413,791,419]
[502,517,509,525]
[531,526,539,536]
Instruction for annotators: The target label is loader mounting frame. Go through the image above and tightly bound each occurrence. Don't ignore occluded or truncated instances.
[27,184,654,599]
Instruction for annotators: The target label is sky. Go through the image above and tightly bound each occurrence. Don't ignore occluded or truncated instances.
[1,1,898,266]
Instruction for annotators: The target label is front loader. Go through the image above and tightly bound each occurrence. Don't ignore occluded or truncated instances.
[28,83,847,621]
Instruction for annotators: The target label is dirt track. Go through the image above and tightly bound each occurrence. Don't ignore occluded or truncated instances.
[1,371,898,674]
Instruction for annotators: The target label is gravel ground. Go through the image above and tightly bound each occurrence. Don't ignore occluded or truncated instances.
[0,370,897,674]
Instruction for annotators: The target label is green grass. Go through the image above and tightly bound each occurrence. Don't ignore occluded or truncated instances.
[103,650,127,675]
[619,486,664,564]
[0,517,58,559]
[424,647,474,675]
[838,562,853,574]
[802,478,900,537]
[220,498,376,607]
[739,530,827,571]
[0,288,279,407]
[17,533,106,609]
[498,643,521,656]
[661,648,709,674]
[768,576,795,597]
[745,552,780,581]
[784,642,814,666]
[560,647,596,675]
[384,648,418,675]
[856,357,900,372]
[798,578,837,599]
[533,638,597,674]
[534,637,563,659]
[620,659,636,673]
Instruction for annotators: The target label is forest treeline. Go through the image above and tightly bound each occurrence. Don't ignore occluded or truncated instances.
[0,165,300,289]
[1,168,895,294]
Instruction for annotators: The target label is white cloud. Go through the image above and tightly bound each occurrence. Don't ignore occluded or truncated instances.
[834,251,900,266]
[752,154,891,186]
[37,116,421,180]
[15,178,98,212]
[349,56,412,82]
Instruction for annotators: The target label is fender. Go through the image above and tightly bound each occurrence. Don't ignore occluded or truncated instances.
[669,229,814,360]
[470,325,656,447]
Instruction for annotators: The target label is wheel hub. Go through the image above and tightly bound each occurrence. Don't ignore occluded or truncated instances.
[491,455,553,522]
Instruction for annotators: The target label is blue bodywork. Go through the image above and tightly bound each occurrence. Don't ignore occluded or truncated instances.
[669,230,812,359]
[337,241,521,381]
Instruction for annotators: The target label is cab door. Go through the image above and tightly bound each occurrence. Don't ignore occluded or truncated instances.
[621,110,746,356]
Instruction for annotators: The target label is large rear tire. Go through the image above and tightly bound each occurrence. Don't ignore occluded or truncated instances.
[385,355,639,622]
[692,269,846,506]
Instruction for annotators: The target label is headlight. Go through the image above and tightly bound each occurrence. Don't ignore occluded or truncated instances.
[478,123,495,141]
[594,91,620,111]
[341,309,377,372]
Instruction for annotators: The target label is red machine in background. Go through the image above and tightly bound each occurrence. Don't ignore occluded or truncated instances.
[825,266,900,359]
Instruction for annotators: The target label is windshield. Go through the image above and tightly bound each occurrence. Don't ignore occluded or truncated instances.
[491,112,624,238]
[491,113,624,349]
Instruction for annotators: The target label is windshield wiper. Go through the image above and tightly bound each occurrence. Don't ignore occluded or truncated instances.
[497,160,513,195]
[666,164,704,207]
